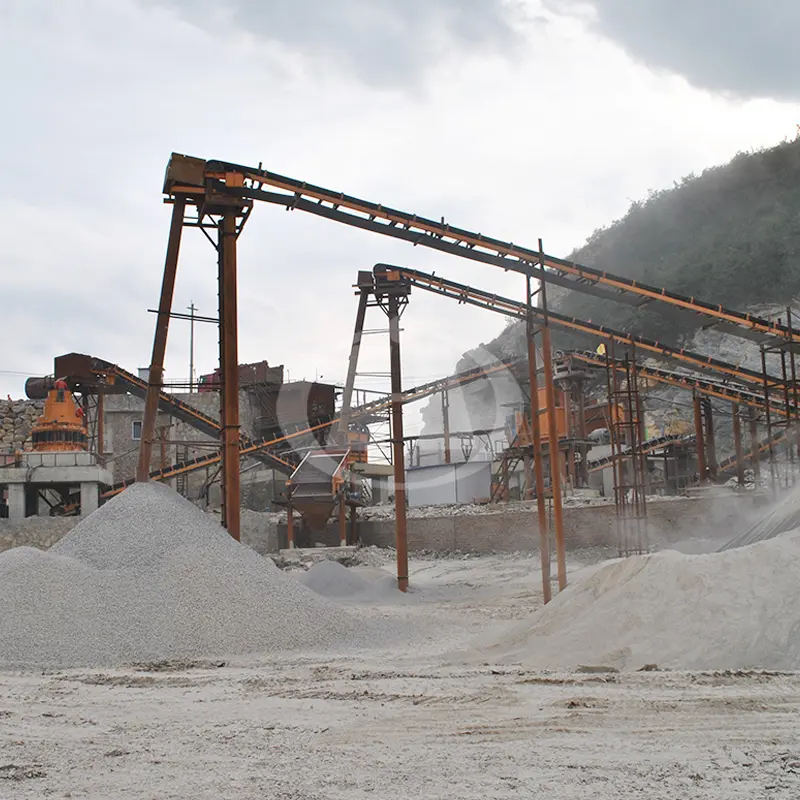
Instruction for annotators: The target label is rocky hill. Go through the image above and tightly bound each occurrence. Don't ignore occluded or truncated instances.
[421,138,800,449]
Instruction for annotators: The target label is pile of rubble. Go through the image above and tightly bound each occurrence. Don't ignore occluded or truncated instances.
[0,400,42,452]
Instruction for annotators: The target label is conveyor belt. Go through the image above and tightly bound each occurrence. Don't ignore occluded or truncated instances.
[381,266,791,396]
[101,357,524,497]
[567,351,793,417]
[587,434,693,473]
[91,358,293,474]
[717,429,789,476]
[162,153,800,347]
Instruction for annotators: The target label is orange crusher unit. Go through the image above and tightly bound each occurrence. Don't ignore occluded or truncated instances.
[29,379,88,452]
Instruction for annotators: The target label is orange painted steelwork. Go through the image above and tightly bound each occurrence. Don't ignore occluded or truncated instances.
[30,381,88,452]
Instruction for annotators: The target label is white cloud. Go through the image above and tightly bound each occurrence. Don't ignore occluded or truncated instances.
[2,0,798,439]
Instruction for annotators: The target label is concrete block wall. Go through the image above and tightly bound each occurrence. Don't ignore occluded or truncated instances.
[0,494,762,557]
[277,495,758,554]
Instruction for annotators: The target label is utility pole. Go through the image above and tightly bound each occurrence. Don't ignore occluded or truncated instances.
[187,302,197,393]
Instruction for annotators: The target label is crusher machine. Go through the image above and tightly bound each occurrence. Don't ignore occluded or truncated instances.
[284,435,367,549]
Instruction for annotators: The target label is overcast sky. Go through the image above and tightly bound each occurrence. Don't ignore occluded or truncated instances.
[2,0,798,434]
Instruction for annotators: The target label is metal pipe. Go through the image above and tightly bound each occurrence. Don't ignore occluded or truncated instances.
[538,239,567,592]
[732,402,744,487]
[693,393,706,482]
[219,211,241,540]
[389,294,409,592]
[526,274,551,603]
[137,196,186,481]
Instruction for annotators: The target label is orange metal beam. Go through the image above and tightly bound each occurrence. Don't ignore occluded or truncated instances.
[165,154,800,346]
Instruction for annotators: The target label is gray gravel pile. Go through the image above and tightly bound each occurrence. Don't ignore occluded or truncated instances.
[299,560,402,602]
[0,483,384,669]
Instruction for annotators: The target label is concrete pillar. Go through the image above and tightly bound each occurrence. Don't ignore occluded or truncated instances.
[7,484,25,523]
[80,482,99,517]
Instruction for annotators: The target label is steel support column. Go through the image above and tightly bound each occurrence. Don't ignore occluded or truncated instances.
[526,274,551,603]
[338,497,347,548]
[732,402,745,487]
[749,408,761,479]
[97,391,105,466]
[538,240,567,591]
[442,389,452,465]
[219,211,241,540]
[703,399,717,481]
[389,294,409,592]
[137,197,186,481]
[693,393,707,482]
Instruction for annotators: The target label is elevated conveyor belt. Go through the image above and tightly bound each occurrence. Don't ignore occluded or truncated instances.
[717,429,789,477]
[587,434,693,473]
[383,266,792,397]
[163,153,800,347]
[101,358,524,498]
[89,358,294,474]
[567,351,794,418]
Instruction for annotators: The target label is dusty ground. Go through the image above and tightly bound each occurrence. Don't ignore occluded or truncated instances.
[1,552,799,799]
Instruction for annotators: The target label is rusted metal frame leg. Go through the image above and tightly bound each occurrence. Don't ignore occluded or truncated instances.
[388,295,409,592]
[339,288,369,438]
[704,399,717,482]
[732,403,745,487]
[693,393,706,483]
[219,211,241,541]
[761,346,776,490]
[97,391,105,467]
[526,274,551,604]
[749,407,760,480]
[576,384,588,487]
[442,388,452,465]
[137,197,187,482]
[349,503,357,546]
[537,240,566,591]
[339,494,347,548]
[781,348,793,486]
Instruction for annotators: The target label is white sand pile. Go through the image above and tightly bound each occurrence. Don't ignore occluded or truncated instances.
[299,560,403,602]
[473,531,800,671]
[0,483,385,669]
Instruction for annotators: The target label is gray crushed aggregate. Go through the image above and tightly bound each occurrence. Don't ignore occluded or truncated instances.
[0,482,391,669]
[298,560,404,602]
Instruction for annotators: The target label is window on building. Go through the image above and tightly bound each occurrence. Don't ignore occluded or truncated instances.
[132,420,142,441]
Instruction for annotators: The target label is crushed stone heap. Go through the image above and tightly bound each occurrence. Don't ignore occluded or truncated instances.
[299,560,403,602]
[473,531,800,672]
[0,483,379,669]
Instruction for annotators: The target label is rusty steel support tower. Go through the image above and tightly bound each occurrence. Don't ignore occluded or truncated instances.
[605,343,648,556]
[137,172,252,541]
[340,267,411,591]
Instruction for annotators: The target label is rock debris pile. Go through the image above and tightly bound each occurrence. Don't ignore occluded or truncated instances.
[0,483,381,668]
[475,531,800,671]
